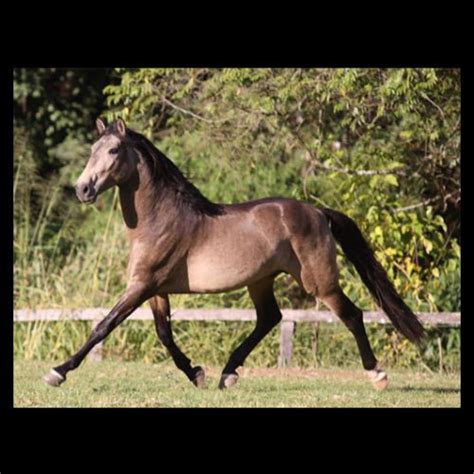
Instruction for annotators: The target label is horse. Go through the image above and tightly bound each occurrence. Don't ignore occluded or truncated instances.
[44,118,425,391]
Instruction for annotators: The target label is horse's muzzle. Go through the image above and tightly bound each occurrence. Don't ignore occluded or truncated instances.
[75,182,97,204]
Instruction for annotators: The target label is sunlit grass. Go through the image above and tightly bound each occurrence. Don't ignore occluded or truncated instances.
[14,359,460,408]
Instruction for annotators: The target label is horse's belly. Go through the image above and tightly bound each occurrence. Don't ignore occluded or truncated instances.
[185,244,276,293]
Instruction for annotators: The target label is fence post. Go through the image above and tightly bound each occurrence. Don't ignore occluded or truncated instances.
[278,321,295,368]
[88,318,103,362]
[437,336,443,373]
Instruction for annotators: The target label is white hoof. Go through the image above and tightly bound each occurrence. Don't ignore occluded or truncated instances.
[367,366,389,391]
[43,369,65,387]
[218,373,239,390]
[192,368,206,388]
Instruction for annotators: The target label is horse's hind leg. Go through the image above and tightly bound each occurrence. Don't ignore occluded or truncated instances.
[319,287,389,390]
[290,229,388,390]
[149,295,205,388]
[219,277,282,389]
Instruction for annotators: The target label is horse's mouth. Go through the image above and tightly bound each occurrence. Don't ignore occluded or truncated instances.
[80,196,97,204]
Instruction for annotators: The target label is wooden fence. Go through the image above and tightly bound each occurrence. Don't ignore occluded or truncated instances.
[14,308,461,367]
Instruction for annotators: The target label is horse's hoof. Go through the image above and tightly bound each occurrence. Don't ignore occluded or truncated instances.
[192,367,206,388]
[43,369,66,387]
[367,367,389,391]
[218,373,239,390]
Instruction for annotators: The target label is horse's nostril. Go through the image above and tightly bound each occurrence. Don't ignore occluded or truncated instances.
[76,182,94,202]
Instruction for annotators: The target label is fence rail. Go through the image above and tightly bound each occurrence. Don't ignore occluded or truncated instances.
[14,308,461,367]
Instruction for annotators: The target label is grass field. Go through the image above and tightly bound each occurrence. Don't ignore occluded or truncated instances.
[14,359,460,408]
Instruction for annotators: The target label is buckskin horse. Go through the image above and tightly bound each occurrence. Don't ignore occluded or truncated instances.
[44,118,424,391]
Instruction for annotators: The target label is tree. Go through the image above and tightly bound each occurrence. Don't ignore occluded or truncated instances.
[14,68,116,175]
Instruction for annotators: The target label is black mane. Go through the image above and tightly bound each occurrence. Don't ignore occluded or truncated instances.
[105,122,224,217]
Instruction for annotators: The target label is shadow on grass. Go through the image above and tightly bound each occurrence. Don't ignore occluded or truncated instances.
[397,386,460,394]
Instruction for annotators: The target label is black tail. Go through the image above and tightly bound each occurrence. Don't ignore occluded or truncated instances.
[321,208,425,344]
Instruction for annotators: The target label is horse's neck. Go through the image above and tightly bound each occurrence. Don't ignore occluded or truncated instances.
[118,160,190,240]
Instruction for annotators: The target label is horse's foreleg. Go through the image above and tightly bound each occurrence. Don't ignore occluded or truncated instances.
[43,283,152,387]
[149,295,205,388]
[219,277,282,389]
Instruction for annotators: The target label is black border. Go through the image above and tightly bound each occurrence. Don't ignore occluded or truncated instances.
[1,67,13,411]
[2,57,470,467]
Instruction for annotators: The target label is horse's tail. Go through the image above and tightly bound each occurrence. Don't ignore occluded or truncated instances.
[321,207,425,344]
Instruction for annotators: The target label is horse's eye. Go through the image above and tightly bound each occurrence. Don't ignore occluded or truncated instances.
[109,147,119,154]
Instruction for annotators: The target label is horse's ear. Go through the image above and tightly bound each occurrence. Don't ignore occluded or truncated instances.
[96,118,106,135]
[116,118,126,137]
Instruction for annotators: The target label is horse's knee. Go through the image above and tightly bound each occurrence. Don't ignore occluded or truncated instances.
[91,322,109,341]
[269,308,282,326]
[257,306,282,332]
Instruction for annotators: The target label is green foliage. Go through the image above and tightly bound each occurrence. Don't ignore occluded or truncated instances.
[14,68,116,174]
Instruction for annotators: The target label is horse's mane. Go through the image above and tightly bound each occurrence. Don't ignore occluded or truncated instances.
[105,122,224,217]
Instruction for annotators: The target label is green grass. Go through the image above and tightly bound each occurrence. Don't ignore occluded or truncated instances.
[14,359,460,408]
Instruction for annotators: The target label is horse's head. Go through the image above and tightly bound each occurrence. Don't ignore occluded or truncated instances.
[75,118,137,203]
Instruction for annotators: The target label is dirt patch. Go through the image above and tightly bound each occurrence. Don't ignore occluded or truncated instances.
[205,366,365,381]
